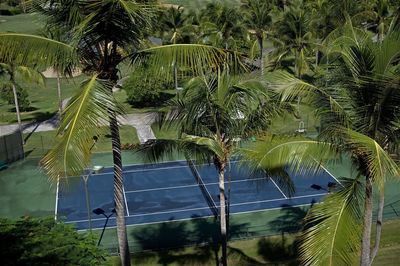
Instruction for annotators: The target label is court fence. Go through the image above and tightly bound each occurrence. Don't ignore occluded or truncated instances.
[0,131,24,164]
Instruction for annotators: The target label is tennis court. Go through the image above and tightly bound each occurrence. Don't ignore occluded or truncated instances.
[56,160,340,231]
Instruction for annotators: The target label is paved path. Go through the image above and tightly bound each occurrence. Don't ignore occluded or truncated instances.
[0,111,157,144]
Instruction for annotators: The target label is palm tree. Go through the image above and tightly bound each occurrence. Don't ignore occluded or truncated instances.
[0,62,45,142]
[199,3,246,50]
[256,20,400,265]
[158,5,192,90]
[241,0,274,75]
[34,2,155,264]
[272,0,315,78]
[137,71,291,266]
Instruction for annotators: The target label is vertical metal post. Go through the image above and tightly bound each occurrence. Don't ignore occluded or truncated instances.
[82,173,92,232]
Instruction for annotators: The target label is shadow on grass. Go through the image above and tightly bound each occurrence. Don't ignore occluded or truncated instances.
[254,204,309,265]
[132,215,255,266]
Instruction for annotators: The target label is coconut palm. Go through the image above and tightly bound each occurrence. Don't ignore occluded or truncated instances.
[240,0,274,75]
[137,71,291,266]
[199,3,246,50]
[272,0,315,78]
[255,20,400,265]
[0,62,45,142]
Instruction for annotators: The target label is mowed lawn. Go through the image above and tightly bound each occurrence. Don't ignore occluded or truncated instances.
[0,13,43,34]
[103,219,400,266]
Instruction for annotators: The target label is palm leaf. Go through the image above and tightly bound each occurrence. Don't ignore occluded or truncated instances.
[41,75,120,181]
[299,177,364,266]
[16,66,46,87]
[339,128,400,189]
[0,33,76,69]
[136,137,218,164]
[267,71,349,125]
[132,44,249,76]
[237,134,337,177]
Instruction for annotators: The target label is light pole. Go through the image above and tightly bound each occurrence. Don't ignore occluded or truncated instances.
[83,165,104,232]
[93,208,116,246]
[82,136,102,232]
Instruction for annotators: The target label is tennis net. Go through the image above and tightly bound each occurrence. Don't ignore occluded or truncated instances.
[187,159,219,218]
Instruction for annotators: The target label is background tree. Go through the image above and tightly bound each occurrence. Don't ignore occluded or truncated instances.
[241,0,274,75]
[272,0,314,78]
[0,61,45,142]
[0,216,106,265]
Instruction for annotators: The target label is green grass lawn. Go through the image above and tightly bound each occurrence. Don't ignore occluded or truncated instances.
[102,218,400,265]
[0,76,87,124]
[0,13,43,34]
[23,125,139,158]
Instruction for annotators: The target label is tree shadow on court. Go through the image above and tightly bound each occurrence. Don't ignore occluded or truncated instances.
[255,204,311,265]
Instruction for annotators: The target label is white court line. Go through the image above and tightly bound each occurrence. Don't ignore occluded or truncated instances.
[122,185,130,216]
[311,157,343,186]
[66,193,327,224]
[269,177,288,199]
[54,178,60,221]
[319,164,343,186]
[125,176,267,194]
[60,160,241,179]
[75,202,319,231]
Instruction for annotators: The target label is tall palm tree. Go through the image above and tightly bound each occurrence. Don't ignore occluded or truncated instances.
[241,0,274,75]
[257,20,400,265]
[138,71,291,266]
[199,3,246,50]
[158,5,193,89]
[34,2,155,264]
[0,62,45,142]
[272,0,314,78]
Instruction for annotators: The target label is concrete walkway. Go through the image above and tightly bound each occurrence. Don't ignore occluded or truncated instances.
[0,111,157,144]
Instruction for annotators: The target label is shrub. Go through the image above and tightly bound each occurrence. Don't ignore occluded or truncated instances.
[0,217,107,265]
[0,83,31,111]
[124,68,175,108]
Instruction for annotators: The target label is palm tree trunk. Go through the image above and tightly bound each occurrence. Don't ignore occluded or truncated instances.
[109,111,131,266]
[174,62,178,90]
[370,189,385,264]
[257,35,264,76]
[11,81,23,144]
[218,163,228,266]
[360,175,373,266]
[57,72,63,115]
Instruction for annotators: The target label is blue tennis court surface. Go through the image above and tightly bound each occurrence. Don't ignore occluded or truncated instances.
[56,160,339,230]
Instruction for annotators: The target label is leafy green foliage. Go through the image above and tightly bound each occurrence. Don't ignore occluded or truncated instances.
[41,76,122,180]
[124,67,174,108]
[300,178,364,266]
[0,83,30,110]
[0,217,106,266]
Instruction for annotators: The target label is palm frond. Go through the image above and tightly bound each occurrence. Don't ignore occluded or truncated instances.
[41,75,120,181]
[16,66,46,87]
[136,137,218,164]
[0,33,76,69]
[268,71,349,125]
[237,134,337,176]
[132,44,248,76]
[339,128,400,189]
[299,177,364,266]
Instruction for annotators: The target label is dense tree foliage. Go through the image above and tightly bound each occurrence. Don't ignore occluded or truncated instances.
[0,217,106,266]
